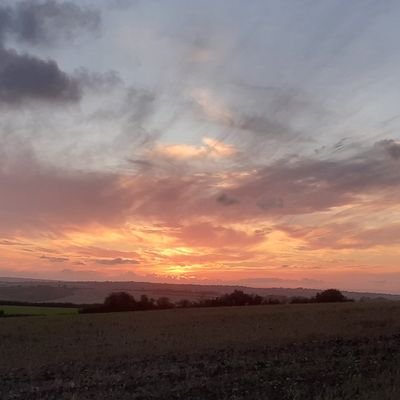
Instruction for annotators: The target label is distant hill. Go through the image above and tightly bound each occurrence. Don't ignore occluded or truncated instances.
[0,277,399,304]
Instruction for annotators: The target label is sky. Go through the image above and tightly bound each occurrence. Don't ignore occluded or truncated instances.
[0,0,400,293]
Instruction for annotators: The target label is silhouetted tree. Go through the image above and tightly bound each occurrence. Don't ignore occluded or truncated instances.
[177,299,193,308]
[80,287,357,315]
[104,292,136,311]
[315,289,349,303]
[252,295,264,305]
[138,294,154,310]
[226,290,250,306]
[264,297,282,305]
[156,297,174,309]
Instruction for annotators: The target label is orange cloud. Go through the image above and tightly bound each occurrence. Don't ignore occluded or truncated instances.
[151,137,237,160]
[1,139,400,291]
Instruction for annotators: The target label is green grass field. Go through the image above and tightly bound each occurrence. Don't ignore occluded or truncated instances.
[0,305,78,316]
[1,302,400,399]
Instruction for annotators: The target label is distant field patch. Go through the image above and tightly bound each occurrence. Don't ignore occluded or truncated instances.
[0,305,78,316]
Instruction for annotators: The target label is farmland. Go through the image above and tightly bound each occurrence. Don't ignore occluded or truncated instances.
[1,301,400,399]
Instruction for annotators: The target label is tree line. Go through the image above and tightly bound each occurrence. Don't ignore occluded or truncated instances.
[79,288,353,314]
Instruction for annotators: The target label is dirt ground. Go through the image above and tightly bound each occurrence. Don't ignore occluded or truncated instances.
[1,302,400,399]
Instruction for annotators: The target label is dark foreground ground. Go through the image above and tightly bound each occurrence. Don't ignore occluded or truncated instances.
[1,302,400,399]
[2,334,400,399]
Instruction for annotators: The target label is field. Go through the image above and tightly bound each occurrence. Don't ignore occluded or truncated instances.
[0,305,78,316]
[1,301,400,399]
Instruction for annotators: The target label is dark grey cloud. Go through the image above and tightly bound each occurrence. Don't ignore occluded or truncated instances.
[0,47,81,103]
[191,85,328,153]
[75,68,122,91]
[0,1,101,105]
[107,0,135,10]
[234,115,290,138]
[123,87,157,140]
[378,139,400,160]
[256,197,284,210]
[231,86,320,140]
[221,139,400,216]
[216,193,239,206]
[9,0,100,46]
[112,86,163,151]
[127,159,155,170]
[0,6,12,42]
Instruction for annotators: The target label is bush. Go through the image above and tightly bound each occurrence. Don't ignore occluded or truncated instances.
[137,294,155,310]
[0,310,4,317]
[79,305,107,314]
[290,296,312,304]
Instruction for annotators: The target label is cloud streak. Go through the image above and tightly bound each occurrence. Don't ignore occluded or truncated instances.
[94,258,139,266]
[11,0,100,46]
[1,139,399,232]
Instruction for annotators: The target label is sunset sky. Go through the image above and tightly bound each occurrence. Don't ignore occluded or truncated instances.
[1,0,400,293]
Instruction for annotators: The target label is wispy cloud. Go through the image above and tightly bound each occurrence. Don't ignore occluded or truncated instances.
[94,258,139,266]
